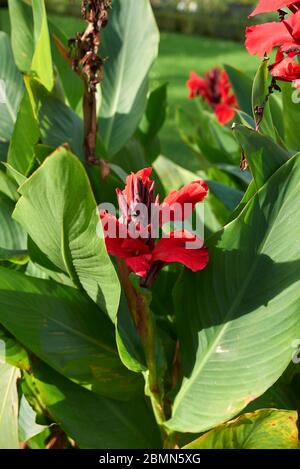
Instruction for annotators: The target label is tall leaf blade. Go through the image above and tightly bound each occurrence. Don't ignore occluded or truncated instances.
[0,32,23,142]
[31,0,54,91]
[184,409,299,449]
[167,153,300,432]
[0,363,20,449]
[13,147,120,321]
[99,0,159,155]
[0,268,141,400]
[25,362,161,449]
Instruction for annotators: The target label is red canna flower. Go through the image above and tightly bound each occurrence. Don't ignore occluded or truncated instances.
[186,68,238,125]
[99,168,209,285]
[246,2,300,88]
[249,0,300,17]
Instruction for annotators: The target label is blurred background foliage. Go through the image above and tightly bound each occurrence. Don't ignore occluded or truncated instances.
[0,0,261,167]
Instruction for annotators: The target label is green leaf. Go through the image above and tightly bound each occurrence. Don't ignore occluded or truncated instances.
[25,362,161,449]
[0,267,141,400]
[252,58,277,139]
[49,20,83,111]
[99,0,159,155]
[207,181,243,212]
[0,193,27,252]
[282,83,300,152]
[7,80,40,175]
[138,83,167,148]
[8,0,53,91]
[38,92,84,159]
[252,58,269,125]
[184,409,299,449]
[233,124,290,190]
[31,0,53,92]
[224,64,252,116]
[0,32,24,142]
[13,147,120,321]
[8,0,34,72]
[0,167,19,201]
[0,326,30,370]
[0,363,20,449]
[168,153,300,433]
[116,293,146,373]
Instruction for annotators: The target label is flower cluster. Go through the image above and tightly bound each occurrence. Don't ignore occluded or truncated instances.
[246,1,300,88]
[100,168,209,284]
[186,68,238,125]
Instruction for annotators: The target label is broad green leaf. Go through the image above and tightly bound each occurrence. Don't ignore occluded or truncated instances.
[0,267,141,400]
[207,181,243,212]
[229,179,257,222]
[13,147,120,320]
[27,236,74,287]
[138,83,167,148]
[282,83,300,152]
[18,395,47,443]
[25,362,161,449]
[49,20,83,111]
[0,193,27,252]
[252,58,276,139]
[0,32,23,142]
[8,0,53,91]
[0,363,20,449]
[233,124,290,190]
[3,163,27,186]
[116,293,146,373]
[168,153,300,433]
[224,64,252,116]
[184,409,299,449]
[31,0,53,91]
[99,0,159,155]
[0,168,19,201]
[7,80,40,175]
[252,58,268,122]
[8,0,34,71]
[38,92,84,158]
[176,104,239,168]
[0,326,30,371]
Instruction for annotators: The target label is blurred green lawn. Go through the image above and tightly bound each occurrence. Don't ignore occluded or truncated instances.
[151,32,260,169]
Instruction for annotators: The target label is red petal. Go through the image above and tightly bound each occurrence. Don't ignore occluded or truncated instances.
[291,10,300,39]
[214,103,236,125]
[245,22,292,57]
[122,167,153,205]
[161,180,208,222]
[249,1,298,17]
[152,230,209,272]
[186,71,208,99]
[125,255,152,277]
[270,55,300,81]
[122,238,151,256]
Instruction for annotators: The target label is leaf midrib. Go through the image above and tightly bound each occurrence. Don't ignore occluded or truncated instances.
[0,365,18,432]
[101,3,131,147]
[172,171,295,415]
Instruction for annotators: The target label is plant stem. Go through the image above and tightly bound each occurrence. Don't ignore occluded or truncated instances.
[117,260,166,425]
[69,1,111,163]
